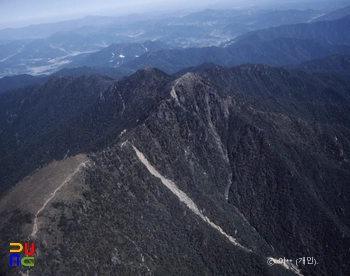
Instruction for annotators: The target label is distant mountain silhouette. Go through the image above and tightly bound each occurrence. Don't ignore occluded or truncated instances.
[115,16,350,73]
[310,5,350,22]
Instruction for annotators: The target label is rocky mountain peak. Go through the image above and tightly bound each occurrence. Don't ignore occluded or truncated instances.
[1,64,350,276]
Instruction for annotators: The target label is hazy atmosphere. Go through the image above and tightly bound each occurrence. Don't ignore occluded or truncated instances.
[0,0,232,29]
[0,0,350,275]
[0,0,344,29]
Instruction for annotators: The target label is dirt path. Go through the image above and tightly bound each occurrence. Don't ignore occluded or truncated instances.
[29,161,89,238]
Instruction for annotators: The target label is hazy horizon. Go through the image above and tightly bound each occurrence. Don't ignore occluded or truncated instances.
[0,0,347,30]
[0,0,238,29]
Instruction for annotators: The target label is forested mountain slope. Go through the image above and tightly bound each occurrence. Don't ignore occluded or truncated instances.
[0,64,349,275]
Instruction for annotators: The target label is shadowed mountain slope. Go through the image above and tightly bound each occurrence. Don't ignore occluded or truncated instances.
[0,68,174,195]
[0,66,134,94]
[0,64,349,275]
[297,54,350,75]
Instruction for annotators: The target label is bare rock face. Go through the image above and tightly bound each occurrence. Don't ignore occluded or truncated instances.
[1,64,350,275]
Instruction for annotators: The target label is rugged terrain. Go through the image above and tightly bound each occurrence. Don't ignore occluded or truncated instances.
[1,4,349,77]
[0,64,349,275]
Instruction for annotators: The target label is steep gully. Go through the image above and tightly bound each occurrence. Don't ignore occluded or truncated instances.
[129,118,303,276]
[24,77,302,274]
[136,80,303,274]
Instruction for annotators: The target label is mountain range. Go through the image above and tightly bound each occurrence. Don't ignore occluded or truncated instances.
[1,12,349,86]
[1,5,349,77]
[1,3,350,276]
[118,15,350,74]
[1,63,350,275]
